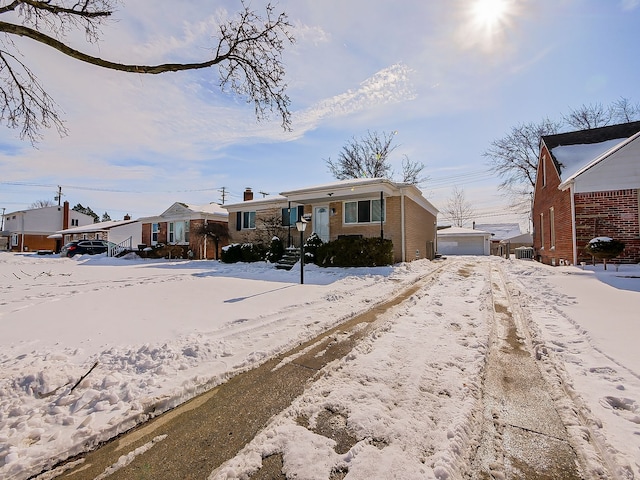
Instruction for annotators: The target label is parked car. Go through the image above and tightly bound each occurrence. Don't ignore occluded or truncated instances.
[60,240,112,257]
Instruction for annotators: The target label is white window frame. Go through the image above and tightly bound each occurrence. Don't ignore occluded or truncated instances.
[343,199,385,225]
[151,223,159,245]
[242,211,256,230]
[11,233,18,247]
[539,212,545,250]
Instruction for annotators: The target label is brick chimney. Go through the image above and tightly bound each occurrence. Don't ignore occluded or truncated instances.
[63,201,70,229]
[243,188,253,201]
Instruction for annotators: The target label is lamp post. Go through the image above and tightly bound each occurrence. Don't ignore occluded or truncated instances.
[295,219,307,284]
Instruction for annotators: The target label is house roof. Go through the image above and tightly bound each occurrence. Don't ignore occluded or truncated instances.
[281,178,439,216]
[180,202,229,216]
[55,219,139,235]
[225,178,439,217]
[542,121,640,179]
[437,226,491,237]
[474,223,521,241]
[499,232,533,244]
[557,130,640,190]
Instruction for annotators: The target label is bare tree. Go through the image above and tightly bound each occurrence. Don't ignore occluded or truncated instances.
[29,199,53,208]
[442,186,474,228]
[0,1,294,143]
[326,130,426,185]
[485,98,640,204]
[484,118,562,196]
[563,98,640,130]
[401,155,428,186]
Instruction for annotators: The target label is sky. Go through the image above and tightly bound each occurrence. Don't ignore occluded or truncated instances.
[1,253,639,479]
[1,0,640,229]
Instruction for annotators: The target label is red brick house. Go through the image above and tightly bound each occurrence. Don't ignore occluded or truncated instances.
[533,121,640,266]
[140,202,229,259]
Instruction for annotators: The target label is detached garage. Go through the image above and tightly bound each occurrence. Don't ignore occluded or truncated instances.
[437,226,491,256]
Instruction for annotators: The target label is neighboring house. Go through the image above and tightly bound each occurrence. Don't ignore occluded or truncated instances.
[140,202,229,260]
[53,216,141,253]
[533,121,640,266]
[225,179,439,263]
[436,226,491,255]
[475,223,532,256]
[2,201,93,253]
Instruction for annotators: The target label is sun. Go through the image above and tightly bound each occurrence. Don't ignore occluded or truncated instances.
[459,0,517,52]
[471,0,511,29]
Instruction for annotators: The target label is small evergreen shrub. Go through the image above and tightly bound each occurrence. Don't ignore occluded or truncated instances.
[315,237,393,267]
[584,237,625,269]
[266,236,285,263]
[221,243,267,263]
[304,233,324,262]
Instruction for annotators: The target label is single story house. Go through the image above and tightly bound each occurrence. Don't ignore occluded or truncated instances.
[533,121,640,266]
[53,217,141,254]
[224,178,439,263]
[436,226,491,255]
[2,201,94,253]
[139,202,229,260]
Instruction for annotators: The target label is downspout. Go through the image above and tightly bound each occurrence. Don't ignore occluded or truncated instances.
[569,182,577,266]
[401,190,406,262]
[380,191,384,240]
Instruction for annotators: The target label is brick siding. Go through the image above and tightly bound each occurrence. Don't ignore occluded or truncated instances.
[534,145,640,265]
[575,189,640,264]
[533,146,574,265]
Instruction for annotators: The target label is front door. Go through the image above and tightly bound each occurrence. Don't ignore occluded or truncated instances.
[314,206,330,243]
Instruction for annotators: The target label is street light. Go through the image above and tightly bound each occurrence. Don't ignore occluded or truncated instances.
[295,218,307,284]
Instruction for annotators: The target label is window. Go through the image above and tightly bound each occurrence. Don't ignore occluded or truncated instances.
[549,207,555,249]
[281,206,302,226]
[344,199,384,224]
[152,223,159,244]
[169,221,189,243]
[11,233,18,246]
[542,154,547,187]
[243,211,256,229]
[71,218,79,226]
[539,212,545,249]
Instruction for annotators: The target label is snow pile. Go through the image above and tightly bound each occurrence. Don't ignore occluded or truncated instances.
[0,253,431,479]
[1,253,639,479]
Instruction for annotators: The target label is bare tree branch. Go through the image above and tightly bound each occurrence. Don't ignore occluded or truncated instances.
[327,130,426,185]
[0,0,294,142]
[441,186,474,228]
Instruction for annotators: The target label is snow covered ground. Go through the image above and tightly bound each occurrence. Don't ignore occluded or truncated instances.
[0,252,639,479]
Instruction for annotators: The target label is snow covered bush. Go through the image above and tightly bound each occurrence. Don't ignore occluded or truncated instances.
[221,243,267,263]
[303,233,324,263]
[265,236,285,263]
[584,236,625,270]
[315,237,393,267]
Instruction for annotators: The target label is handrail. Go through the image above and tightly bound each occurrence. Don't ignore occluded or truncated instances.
[108,236,133,257]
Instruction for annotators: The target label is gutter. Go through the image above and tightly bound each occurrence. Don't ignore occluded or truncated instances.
[401,190,406,262]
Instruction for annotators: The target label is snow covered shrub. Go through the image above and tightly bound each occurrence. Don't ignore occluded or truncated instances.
[266,236,285,263]
[303,233,324,262]
[584,236,625,270]
[315,237,393,267]
[221,243,266,263]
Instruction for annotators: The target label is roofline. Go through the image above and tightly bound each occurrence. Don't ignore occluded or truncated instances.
[558,130,640,190]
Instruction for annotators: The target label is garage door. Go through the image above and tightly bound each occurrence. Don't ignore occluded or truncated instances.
[438,236,485,255]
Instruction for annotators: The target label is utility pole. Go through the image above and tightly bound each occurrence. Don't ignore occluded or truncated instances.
[1,207,5,231]
[54,186,63,206]
[219,187,227,205]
